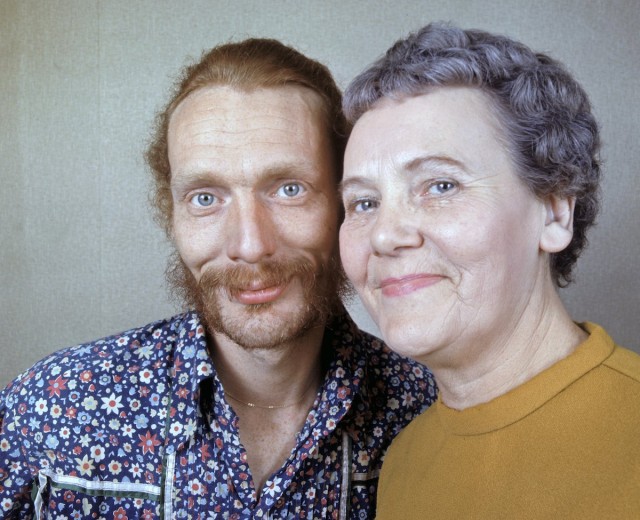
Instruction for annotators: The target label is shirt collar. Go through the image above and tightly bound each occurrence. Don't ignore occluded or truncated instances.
[163,311,215,453]
[163,308,368,454]
[435,322,615,435]
[302,309,368,441]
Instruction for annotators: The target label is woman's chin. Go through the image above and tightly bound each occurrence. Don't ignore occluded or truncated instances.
[380,322,439,364]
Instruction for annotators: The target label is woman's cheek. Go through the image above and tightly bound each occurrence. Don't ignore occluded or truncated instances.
[339,225,366,285]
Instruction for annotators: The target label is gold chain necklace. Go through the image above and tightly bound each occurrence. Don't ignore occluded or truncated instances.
[224,379,318,410]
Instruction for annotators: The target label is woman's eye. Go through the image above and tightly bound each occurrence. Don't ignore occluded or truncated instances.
[350,198,379,213]
[428,181,457,195]
[190,193,216,207]
[277,183,305,198]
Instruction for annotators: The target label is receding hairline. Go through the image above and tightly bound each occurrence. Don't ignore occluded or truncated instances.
[169,82,331,129]
[166,83,336,172]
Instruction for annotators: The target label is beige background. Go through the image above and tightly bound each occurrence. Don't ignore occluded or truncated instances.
[1,0,638,389]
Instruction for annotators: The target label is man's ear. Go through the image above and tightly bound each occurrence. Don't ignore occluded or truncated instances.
[540,194,575,253]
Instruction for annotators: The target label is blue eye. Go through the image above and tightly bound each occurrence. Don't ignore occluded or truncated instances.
[277,183,305,198]
[191,193,216,207]
[352,198,379,213]
[428,181,457,195]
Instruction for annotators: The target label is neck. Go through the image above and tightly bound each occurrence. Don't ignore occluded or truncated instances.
[207,321,326,492]
[430,285,587,411]
[209,321,326,409]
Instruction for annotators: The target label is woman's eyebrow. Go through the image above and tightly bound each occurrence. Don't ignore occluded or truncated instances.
[404,154,468,174]
[338,176,375,196]
[338,154,470,196]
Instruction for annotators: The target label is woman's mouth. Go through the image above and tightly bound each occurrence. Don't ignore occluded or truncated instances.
[380,274,443,297]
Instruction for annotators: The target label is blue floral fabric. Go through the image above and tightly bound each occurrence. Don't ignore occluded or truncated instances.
[0,309,436,519]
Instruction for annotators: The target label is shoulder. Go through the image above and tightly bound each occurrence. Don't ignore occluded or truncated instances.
[0,312,196,407]
[603,345,640,385]
[385,403,439,456]
[332,312,437,427]
[329,310,434,385]
[582,322,640,385]
[358,327,437,408]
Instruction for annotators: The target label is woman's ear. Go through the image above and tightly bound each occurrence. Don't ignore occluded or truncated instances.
[540,194,575,253]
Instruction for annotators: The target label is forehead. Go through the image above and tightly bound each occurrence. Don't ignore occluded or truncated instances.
[344,87,510,179]
[169,85,328,146]
[167,85,333,181]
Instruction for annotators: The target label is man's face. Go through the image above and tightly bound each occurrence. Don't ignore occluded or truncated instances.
[168,85,343,349]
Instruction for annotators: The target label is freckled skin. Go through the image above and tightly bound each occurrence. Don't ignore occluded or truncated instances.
[167,85,344,490]
[169,85,340,349]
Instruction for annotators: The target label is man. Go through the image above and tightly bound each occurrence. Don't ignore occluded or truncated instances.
[0,39,436,519]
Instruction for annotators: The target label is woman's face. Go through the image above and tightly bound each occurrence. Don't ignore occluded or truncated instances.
[340,87,556,366]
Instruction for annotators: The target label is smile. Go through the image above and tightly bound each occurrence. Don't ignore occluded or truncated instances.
[380,274,443,297]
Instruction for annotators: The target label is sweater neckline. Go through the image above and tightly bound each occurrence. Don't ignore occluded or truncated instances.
[435,323,614,435]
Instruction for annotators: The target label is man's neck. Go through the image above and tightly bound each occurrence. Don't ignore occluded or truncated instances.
[208,321,327,493]
[209,322,326,406]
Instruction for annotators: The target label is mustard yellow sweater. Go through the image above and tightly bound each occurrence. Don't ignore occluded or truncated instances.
[377,323,640,519]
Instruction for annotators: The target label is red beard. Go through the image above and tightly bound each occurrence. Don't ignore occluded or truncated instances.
[167,252,349,350]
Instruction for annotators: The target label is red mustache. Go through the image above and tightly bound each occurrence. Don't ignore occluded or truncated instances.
[198,257,316,299]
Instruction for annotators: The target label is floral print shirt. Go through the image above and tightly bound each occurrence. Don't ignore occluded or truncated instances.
[0,309,436,519]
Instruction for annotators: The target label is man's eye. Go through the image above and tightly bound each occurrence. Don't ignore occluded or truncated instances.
[428,181,457,195]
[277,183,305,198]
[190,193,216,207]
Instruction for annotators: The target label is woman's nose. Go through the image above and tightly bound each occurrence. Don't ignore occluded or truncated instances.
[370,204,423,256]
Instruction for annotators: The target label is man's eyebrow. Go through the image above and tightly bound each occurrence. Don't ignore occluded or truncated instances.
[170,170,218,193]
[260,162,316,178]
[171,162,318,192]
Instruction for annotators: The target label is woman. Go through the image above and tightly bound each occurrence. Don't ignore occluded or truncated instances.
[339,23,640,518]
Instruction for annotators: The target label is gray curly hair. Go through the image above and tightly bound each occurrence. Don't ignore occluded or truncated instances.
[343,22,601,287]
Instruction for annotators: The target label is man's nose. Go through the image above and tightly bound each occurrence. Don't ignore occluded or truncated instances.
[225,198,277,263]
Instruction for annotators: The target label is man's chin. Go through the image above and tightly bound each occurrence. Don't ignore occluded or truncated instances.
[207,302,322,351]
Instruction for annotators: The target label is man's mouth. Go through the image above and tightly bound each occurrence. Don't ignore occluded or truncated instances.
[232,281,288,305]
